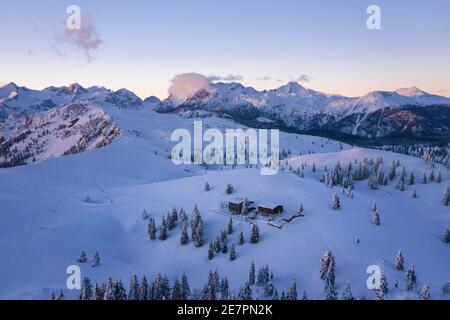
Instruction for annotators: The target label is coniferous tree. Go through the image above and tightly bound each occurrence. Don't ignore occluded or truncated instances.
[225,183,234,194]
[229,243,236,261]
[250,224,260,243]
[80,277,93,300]
[93,282,105,300]
[227,218,233,235]
[142,208,149,220]
[419,284,431,300]
[159,217,168,241]
[429,169,435,182]
[272,287,279,300]
[379,272,389,296]
[301,291,308,300]
[204,182,210,191]
[114,279,127,300]
[332,193,341,210]
[78,250,87,263]
[90,251,100,267]
[324,262,337,300]
[49,291,56,300]
[103,278,115,300]
[395,175,405,191]
[181,272,191,300]
[395,251,405,271]
[372,209,381,226]
[239,231,245,245]
[320,251,334,280]
[172,277,183,300]
[241,199,249,215]
[180,223,189,245]
[238,282,253,300]
[422,172,427,184]
[442,185,449,206]
[249,262,256,285]
[57,290,65,300]
[436,171,442,183]
[406,264,417,292]
[442,228,450,244]
[148,217,156,240]
[286,279,298,300]
[342,281,354,300]
[208,242,214,260]
[128,275,140,300]
[408,171,415,185]
[412,188,417,199]
[171,207,178,227]
[140,276,149,300]
[220,278,229,300]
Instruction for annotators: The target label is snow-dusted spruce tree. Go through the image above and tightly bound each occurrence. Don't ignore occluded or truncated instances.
[412,188,417,199]
[379,272,389,296]
[103,278,115,300]
[193,219,204,247]
[49,291,56,300]
[332,193,341,210]
[320,251,334,280]
[128,274,140,300]
[372,200,378,212]
[171,207,178,226]
[256,266,270,287]
[140,276,149,300]
[159,217,168,241]
[312,163,316,172]
[442,228,450,244]
[204,182,210,191]
[148,217,156,240]
[388,161,397,180]
[181,272,191,300]
[395,251,405,271]
[214,236,221,253]
[436,170,442,183]
[442,185,449,206]
[93,282,105,300]
[372,209,381,226]
[80,277,92,300]
[421,172,427,184]
[208,243,214,260]
[395,175,405,191]
[249,262,256,285]
[220,230,228,250]
[250,224,260,243]
[78,250,87,263]
[408,171,415,185]
[225,183,234,195]
[180,223,189,245]
[442,283,450,297]
[285,279,298,300]
[113,279,127,300]
[342,281,354,300]
[57,290,65,300]
[264,281,275,297]
[272,287,279,300]
[142,208,149,220]
[171,277,183,300]
[227,218,233,235]
[229,243,236,261]
[239,231,245,245]
[429,169,435,183]
[220,278,229,300]
[238,282,253,300]
[325,260,337,300]
[419,284,431,300]
[90,251,100,267]
[406,264,417,292]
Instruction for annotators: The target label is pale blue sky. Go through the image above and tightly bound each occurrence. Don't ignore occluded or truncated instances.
[0,0,449,98]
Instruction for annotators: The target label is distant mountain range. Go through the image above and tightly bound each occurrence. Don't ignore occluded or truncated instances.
[156,81,450,145]
[1,81,450,146]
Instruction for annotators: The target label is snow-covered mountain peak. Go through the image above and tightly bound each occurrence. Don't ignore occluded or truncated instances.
[395,87,427,97]
[274,81,307,96]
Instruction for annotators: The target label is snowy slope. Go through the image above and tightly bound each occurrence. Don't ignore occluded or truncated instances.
[0,105,448,300]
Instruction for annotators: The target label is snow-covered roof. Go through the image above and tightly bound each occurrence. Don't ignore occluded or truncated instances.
[257,201,282,209]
